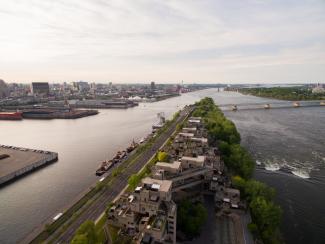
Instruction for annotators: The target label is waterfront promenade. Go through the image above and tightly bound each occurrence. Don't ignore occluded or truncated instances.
[26,106,191,243]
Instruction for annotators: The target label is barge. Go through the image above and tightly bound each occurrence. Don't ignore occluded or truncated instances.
[0,111,23,120]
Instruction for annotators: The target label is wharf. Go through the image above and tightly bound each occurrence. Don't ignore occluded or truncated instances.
[0,145,58,186]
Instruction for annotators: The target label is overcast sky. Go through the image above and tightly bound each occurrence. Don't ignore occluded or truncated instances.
[0,0,324,83]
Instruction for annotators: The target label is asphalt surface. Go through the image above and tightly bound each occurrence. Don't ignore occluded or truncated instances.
[0,147,48,178]
[46,107,191,244]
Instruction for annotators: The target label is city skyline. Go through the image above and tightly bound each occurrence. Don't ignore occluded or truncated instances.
[1,0,325,83]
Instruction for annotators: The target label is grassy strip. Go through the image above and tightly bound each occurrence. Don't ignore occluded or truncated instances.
[94,215,107,243]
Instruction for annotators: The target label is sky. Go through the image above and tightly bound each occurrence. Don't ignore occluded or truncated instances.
[0,0,325,84]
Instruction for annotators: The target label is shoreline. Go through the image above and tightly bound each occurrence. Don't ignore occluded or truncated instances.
[24,106,192,244]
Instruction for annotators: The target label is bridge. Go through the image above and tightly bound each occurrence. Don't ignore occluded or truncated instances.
[219,100,325,111]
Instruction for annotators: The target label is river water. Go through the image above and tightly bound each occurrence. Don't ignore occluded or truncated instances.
[0,89,324,244]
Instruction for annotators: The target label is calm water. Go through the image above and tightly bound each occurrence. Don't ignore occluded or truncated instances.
[0,89,324,244]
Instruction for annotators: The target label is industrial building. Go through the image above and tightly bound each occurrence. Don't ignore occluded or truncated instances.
[31,82,50,96]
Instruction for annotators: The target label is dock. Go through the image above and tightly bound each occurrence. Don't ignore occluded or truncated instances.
[0,145,58,186]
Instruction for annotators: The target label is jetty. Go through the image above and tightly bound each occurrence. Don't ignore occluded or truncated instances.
[0,145,58,186]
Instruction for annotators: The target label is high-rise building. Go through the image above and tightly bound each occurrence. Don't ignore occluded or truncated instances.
[0,79,9,98]
[150,81,156,91]
[74,81,90,92]
[31,82,50,96]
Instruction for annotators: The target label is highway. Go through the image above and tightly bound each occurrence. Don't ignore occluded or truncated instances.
[45,107,191,243]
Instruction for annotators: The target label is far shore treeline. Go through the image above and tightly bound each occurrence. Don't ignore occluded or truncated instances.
[193,97,283,244]
[238,86,325,101]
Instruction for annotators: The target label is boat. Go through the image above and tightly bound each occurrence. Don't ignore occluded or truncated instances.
[293,102,300,107]
[264,104,271,109]
[95,160,113,176]
[22,109,55,119]
[0,111,23,120]
[127,141,138,153]
[120,150,127,159]
[152,112,165,132]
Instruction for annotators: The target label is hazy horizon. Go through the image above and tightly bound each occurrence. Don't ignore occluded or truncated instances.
[1,0,325,83]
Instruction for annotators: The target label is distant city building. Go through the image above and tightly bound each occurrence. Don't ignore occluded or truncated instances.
[0,79,9,98]
[312,83,325,94]
[31,82,50,96]
[74,81,90,92]
[151,81,156,91]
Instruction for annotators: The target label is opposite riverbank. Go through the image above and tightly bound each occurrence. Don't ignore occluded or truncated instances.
[235,86,325,101]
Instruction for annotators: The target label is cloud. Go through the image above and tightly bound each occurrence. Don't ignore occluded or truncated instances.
[0,0,324,83]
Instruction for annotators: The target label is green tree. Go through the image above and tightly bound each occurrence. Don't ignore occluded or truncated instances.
[71,234,88,244]
[177,199,207,237]
[157,151,169,162]
[71,220,98,244]
[250,197,282,244]
[128,174,140,190]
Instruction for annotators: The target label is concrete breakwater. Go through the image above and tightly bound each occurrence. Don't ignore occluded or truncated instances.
[0,145,58,186]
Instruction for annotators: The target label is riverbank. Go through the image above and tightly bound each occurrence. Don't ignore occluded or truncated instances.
[27,106,191,243]
[192,98,283,244]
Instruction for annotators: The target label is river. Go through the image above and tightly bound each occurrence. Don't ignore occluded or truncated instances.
[0,89,324,244]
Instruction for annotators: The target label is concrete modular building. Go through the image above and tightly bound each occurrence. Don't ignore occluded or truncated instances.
[108,178,177,244]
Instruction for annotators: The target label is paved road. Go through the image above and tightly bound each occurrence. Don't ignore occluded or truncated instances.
[46,107,191,243]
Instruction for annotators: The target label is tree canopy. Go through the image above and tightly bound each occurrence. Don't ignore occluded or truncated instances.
[71,220,99,244]
[177,199,207,237]
[193,97,282,244]
[157,151,169,162]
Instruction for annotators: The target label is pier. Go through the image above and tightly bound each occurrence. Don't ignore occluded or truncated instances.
[0,145,58,186]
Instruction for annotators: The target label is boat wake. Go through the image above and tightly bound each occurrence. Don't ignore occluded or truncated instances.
[256,160,262,166]
[291,169,310,179]
[257,158,312,179]
[264,164,280,171]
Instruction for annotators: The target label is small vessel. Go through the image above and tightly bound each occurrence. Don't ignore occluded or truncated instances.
[264,104,271,109]
[152,112,165,132]
[0,111,23,120]
[95,160,113,176]
[293,102,300,107]
[139,137,145,144]
[120,150,127,159]
[126,140,138,153]
[231,105,237,111]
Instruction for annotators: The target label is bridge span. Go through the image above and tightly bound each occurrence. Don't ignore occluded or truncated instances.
[220,100,325,111]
